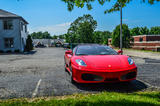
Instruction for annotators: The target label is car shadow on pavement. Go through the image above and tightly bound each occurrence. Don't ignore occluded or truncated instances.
[0,50,37,55]
[73,80,148,93]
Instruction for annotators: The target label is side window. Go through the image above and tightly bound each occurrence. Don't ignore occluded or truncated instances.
[73,47,77,54]
[3,20,13,30]
[25,25,27,33]
[4,38,14,48]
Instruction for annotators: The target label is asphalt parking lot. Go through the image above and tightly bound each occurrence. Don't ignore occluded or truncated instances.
[0,48,159,99]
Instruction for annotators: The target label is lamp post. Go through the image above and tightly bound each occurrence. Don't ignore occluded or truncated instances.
[120,3,123,54]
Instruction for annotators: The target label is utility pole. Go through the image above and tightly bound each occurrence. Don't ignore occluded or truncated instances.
[120,3,123,54]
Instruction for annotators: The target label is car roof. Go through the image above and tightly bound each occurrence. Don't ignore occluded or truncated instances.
[76,44,108,48]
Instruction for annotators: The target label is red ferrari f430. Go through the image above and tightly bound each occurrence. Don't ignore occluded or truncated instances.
[64,44,137,83]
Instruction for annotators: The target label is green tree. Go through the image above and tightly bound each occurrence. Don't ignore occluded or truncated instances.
[68,14,97,43]
[93,31,111,44]
[112,24,131,48]
[62,0,159,13]
[103,31,112,44]
[59,34,65,39]
[25,35,33,52]
[30,31,52,39]
[94,31,103,44]
[43,31,52,39]
[64,33,71,43]
[150,26,160,35]
[139,26,149,35]
[52,35,58,39]
[78,21,94,43]
[130,27,141,36]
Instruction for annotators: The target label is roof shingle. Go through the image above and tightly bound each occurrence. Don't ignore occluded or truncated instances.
[0,9,28,24]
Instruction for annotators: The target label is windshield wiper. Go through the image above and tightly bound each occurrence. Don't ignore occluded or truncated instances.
[76,54,89,55]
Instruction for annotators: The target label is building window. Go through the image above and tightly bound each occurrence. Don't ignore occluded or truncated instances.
[3,20,13,30]
[139,37,143,42]
[21,22,23,31]
[25,25,27,33]
[4,38,14,48]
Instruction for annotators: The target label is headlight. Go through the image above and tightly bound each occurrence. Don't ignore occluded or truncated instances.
[76,59,87,66]
[128,57,134,65]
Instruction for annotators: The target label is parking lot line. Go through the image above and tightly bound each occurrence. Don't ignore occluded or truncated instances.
[32,79,42,98]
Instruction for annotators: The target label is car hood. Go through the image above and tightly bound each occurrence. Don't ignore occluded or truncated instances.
[80,55,130,70]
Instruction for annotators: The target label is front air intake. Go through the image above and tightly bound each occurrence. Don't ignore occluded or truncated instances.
[121,72,137,80]
[81,74,103,81]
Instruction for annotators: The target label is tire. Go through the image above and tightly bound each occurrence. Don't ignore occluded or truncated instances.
[70,65,76,84]
[65,67,68,72]
[122,81,131,85]
[64,64,67,72]
[64,58,68,72]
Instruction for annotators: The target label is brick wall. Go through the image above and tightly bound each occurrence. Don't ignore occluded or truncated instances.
[133,35,160,42]
[146,36,160,41]
[133,42,160,46]
[107,35,160,51]
[132,35,160,51]
[134,35,147,42]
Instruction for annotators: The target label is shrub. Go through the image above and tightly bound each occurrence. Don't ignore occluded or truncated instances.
[6,50,12,53]
[25,35,33,52]
[0,50,4,53]
[14,49,20,53]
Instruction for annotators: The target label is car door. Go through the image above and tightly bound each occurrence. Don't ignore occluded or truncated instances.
[65,50,73,67]
[65,47,76,67]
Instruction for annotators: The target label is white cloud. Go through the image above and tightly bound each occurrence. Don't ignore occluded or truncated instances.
[29,22,71,35]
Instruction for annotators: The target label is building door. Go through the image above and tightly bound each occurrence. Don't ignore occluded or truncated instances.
[4,38,14,48]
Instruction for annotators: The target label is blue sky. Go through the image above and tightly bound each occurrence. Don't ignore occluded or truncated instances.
[0,0,160,35]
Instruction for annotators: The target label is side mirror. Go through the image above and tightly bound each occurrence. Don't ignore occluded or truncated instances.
[117,50,123,55]
[65,50,72,55]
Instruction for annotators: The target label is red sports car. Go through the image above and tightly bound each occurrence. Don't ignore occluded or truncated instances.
[64,44,137,83]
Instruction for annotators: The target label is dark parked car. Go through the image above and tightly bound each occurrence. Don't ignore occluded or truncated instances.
[35,42,46,48]
[63,43,70,49]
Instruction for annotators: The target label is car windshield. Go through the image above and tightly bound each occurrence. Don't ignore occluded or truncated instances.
[75,45,118,55]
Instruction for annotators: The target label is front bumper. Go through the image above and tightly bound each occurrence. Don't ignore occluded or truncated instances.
[72,64,137,83]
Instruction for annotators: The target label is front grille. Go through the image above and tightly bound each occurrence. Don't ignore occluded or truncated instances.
[104,78,119,82]
[81,74,103,81]
[121,72,137,80]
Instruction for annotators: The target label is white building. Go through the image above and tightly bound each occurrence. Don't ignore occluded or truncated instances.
[33,39,65,47]
[0,9,28,52]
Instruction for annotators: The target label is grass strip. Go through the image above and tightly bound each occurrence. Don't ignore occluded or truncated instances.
[0,91,159,106]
